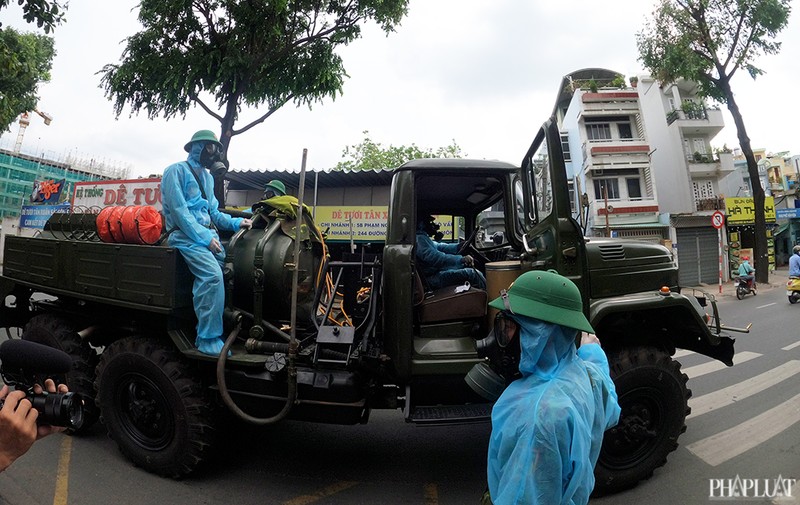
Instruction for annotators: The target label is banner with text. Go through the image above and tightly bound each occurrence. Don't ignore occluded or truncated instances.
[20,203,72,229]
[314,206,454,242]
[72,178,162,211]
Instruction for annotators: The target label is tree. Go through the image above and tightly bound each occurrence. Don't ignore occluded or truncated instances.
[637,0,791,283]
[0,0,67,34]
[100,0,409,205]
[0,27,54,132]
[335,131,465,171]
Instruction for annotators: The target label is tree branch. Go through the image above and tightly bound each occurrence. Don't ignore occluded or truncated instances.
[191,93,223,122]
[232,94,294,136]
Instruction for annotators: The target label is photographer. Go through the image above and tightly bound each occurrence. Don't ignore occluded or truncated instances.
[0,378,68,472]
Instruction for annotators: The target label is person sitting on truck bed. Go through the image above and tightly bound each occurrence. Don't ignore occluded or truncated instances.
[484,270,620,505]
[263,179,286,200]
[162,130,252,356]
[415,215,486,290]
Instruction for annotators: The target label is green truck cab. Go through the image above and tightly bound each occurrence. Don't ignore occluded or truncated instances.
[0,119,739,493]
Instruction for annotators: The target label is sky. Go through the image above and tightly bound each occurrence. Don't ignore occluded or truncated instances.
[0,1,798,179]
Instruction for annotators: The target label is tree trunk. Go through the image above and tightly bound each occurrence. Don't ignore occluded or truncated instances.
[721,79,769,284]
[214,114,236,209]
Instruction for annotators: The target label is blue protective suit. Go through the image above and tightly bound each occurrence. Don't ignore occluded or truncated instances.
[487,316,621,505]
[415,230,486,289]
[790,253,800,278]
[162,143,244,355]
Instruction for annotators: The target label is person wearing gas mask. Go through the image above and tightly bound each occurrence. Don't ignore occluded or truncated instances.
[263,180,286,200]
[484,270,620,505]
[415,214,486,290]
[162,130,252,356]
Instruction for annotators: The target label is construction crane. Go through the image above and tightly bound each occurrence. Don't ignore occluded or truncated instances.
[14,108,53,153]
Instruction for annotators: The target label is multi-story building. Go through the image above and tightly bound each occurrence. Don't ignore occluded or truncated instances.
[552,68,666,244]
[553,69,750,286]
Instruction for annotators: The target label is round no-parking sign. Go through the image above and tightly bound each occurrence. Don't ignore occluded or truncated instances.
[711,211,725,229]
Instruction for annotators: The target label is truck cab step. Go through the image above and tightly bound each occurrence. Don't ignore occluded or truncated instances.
[407,404,492,425]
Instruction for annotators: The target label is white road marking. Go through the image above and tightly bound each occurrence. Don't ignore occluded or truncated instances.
[686,392,800,466]
[674,349,694,358]
[756,302,777,309]
[682,351,761,379]
[783,340,800,351]
[687,360,800,419]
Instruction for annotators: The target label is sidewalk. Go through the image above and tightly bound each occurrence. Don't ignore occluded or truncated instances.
[686,266,790,298]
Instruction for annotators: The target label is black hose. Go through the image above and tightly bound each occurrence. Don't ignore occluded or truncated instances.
[216,319,297,425]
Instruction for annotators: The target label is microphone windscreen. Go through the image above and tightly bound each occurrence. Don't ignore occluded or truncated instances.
[0,339,72,374]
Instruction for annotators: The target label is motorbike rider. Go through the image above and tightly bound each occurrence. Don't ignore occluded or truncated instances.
[737,256,755,287]
[162,130,252,356]
[790,245,800,278]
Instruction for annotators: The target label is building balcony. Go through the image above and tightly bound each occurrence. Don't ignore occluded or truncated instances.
[580,100,641,117]
[589,198,659,225]
[695,196,725,211]
[666,107,724,136]
[687,152,735,178]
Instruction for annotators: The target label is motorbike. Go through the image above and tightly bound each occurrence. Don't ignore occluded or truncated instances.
[734,275,757,300]
[787,277,800,304]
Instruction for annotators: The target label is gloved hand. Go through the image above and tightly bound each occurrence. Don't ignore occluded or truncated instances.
[462,255,475,268]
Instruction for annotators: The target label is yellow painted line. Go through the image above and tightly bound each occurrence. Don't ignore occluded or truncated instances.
[282,481,358,505]
[424,483,438,505]
[53,436,72,505]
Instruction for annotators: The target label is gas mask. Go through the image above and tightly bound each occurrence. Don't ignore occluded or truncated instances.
[465,309,522,401]
[199,143,228,177]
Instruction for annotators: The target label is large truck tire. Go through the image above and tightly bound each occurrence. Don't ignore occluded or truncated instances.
[593,347,690,495]
[95,337,216,478]
[22,314,100,433]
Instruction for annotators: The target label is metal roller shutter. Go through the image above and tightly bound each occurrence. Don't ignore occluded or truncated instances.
[676,227,719,286]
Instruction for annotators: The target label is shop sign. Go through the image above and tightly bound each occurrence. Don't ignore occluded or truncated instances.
[72,178,162,211]
[314,206,454,242]
[20,202,71,229]
[724,196,776,225]
[776,208,800,220]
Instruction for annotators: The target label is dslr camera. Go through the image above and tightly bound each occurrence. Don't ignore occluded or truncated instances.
[0,339,84,430]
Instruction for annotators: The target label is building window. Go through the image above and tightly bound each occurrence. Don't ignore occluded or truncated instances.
[626,178,642,199]
[586,123,612,141]
[560,132,571,162]
[692,180,714,201]
[618,122,633,139]
[594,178,620,200]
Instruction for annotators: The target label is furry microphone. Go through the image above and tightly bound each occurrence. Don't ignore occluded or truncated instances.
[0,339,72,374]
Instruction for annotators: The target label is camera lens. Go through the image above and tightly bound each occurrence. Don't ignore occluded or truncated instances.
[30,392,84,431]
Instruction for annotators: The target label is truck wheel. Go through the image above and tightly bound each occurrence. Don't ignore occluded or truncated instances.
[22,314,100,433]
[95,337,216,478]
[593,347,690,494]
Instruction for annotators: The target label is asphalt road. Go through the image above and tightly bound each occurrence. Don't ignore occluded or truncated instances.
[1,276,799,505]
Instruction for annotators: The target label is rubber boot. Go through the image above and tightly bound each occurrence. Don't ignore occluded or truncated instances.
[196,336,231,356]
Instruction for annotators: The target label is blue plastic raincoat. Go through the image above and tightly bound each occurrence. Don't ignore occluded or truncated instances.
[487,316,621,505]
[415,227,486,289]
[161,142,244,354]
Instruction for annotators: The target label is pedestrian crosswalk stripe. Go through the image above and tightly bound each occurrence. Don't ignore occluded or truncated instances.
[681,351,761,379]
[783,340,800,351]
[686,392,800,466]
[674,349,694,358]
[687,360,800,419]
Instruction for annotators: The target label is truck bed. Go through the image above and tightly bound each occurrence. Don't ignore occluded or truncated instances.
[3,236,192,313]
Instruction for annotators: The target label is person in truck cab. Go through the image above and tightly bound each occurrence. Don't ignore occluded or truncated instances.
[161,130,252,356]
[415,214,486,290]
[484,270,620,505]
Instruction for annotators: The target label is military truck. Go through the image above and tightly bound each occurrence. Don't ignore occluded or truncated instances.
[0,120,741,493]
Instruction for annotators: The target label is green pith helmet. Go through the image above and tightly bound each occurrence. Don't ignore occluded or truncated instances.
[488,269,594,333]
[264,180,286,196]
[184,130,223,152]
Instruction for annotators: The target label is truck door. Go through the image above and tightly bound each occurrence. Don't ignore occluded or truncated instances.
[518,119,590,298]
